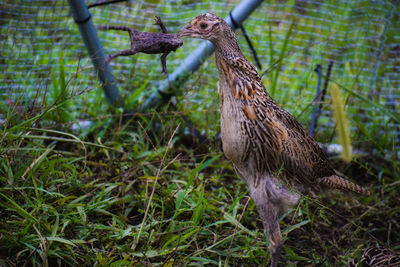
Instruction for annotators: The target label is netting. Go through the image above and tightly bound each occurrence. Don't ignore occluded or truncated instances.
[1,0,399,152]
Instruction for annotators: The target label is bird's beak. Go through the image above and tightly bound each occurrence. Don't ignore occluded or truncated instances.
[178,24,193,37]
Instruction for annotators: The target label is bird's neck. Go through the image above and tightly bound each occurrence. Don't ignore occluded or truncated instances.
[214,40,243,56]
[213,39,274,102]
[211,28,245,60]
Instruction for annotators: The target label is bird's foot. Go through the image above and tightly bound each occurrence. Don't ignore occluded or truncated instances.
[270,243,283,267]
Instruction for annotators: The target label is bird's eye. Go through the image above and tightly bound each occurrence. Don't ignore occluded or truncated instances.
[200,22,208,30]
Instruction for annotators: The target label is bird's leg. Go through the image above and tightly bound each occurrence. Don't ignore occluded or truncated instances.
[248,175,299,267]
[249,189,283,266]
[254,198,283,267]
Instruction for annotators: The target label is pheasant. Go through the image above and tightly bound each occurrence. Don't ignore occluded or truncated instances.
[179,13,369,266]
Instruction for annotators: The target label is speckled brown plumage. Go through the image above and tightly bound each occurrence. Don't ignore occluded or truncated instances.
[355,247,400,267]
[179,13,369,267]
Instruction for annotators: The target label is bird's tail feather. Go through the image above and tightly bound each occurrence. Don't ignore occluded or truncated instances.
[319,175,370,196]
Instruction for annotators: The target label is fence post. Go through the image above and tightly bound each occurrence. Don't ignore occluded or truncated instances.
[67,0,121,105]
[141,0,264,110]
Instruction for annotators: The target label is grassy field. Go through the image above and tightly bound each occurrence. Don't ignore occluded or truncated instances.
[1,89,399,266]
[1,0,400,266]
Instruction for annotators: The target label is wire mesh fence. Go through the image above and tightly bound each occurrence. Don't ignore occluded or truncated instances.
[1,0,399,152]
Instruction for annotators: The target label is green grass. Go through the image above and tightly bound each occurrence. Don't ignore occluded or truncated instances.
[0,78,399,266]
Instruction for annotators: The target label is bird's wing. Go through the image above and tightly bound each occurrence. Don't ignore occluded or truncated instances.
[251,100,334,184]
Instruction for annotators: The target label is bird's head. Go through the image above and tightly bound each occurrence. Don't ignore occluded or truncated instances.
[178,13,226,42]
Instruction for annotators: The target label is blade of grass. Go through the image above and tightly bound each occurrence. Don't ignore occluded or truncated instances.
[133,124,180,249]
[335,81,400,123]
[0,192,40,224]
[5,105,58,132]
[29,128,88,163]
[270,19,296,97]
[6,133,122,152]
[268,21,274,92]
[45,237,77,247]
[223,211,257,238]
[224,196,251,267]
[191,186,204,225]
[21,145,55,180]
[281,219,310,236]
[330,83,352,162]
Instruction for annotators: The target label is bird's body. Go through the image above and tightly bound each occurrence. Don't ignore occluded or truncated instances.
[179,13,369,266]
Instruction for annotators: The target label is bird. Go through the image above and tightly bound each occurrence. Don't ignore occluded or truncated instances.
[179,13,369,266]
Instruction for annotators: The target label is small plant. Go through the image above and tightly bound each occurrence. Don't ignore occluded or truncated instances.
[330,83,352,162]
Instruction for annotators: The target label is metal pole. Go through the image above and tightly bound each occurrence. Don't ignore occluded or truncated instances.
[141,0,264,110]
[67,0,121,105]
